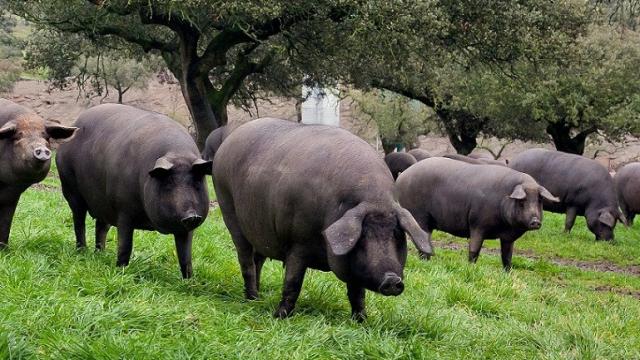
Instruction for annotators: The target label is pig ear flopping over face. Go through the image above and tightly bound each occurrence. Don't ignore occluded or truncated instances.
[149,157,174,177]
[322,202,370,256]
[598,211,616,228]
[509,184,527,200]
[393,203,434,257]
[45,121,78,141]
[614,209,628,227]
[539,186,560,202]
[192,158,213,176]
[0,121,16,139]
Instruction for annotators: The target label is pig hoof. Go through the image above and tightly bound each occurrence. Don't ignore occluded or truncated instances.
[245,291,259,300]
[273,307,293,319]
[351,311,367,323]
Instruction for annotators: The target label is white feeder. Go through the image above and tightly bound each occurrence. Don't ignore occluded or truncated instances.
[300,86,340,127]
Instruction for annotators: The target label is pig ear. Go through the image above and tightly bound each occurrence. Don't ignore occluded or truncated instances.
[599,211,616,228]
[322,202,369,256]
[509,184,527,200]
[192,158,213,175]
[149,157,174,177]
[539,186,560,202]
[45,122,78,140]
[393,203,434,256]
[0,121,16,139]
[617,210,629,227]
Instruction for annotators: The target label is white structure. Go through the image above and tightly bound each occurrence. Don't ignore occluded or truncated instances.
[300,85,340,126]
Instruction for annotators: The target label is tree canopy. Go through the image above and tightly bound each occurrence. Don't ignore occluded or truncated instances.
[3,0,598,149]
[433,24,640,154]
[0,11,21,92]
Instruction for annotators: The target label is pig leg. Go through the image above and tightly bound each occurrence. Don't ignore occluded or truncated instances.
[220,204,260,299]
[115,219,134,268]
[415,216,433,260]
[95,219,110,251]
[174,232,193,279]
[347,282,366,322]
[620,203,634,226]
[274,249,308,319]
[68,196,88,249]
[564,207,577,232]
[0,198,19,248]
[468,230,485,263]
[254,252,266,292]
[500,238,515,271]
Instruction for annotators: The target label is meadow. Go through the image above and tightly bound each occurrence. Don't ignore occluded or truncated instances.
[1,164,639,359]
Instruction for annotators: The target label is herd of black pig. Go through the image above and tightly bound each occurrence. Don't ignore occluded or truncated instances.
[0,98,637,321]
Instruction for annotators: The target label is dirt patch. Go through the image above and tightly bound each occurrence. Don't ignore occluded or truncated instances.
[433,240,640,276]
[209,200,219,209]
[594,285,640,299]
[30,183,59,192]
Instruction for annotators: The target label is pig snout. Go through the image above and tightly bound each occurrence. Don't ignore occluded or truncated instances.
[378,272,404,296]
[180,210,204,230]
[33,146,51,162]
[529,217,541,229]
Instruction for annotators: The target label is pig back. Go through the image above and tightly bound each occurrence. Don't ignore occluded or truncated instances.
[615,163,640,211]
[396,157,528,237]
[57,104,199,223]
[509,148,614,211]
[213,118,395,258]
[0,99,31,126]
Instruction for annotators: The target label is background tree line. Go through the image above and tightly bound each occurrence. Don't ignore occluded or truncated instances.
[1,0,639,155]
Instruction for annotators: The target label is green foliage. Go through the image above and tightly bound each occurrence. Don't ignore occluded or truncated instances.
[0,12,22,92]
[4,0,597,149]
[3,167,640,358]
[336,0,590,153]
[25,29,160,102]
[465,24,640,152]
[351,89,435,151]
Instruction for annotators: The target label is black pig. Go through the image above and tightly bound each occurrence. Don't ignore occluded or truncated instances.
[213,118,433,320]
[384,152,417,180]
[510,148,625,240]
[396,157,558,270]
[56,104,211,278]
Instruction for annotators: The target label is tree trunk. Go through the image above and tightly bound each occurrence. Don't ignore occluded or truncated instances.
[179,73,219,150]
[381,138,397,154]
[448,134,477,155]
[167,31,220,150]
[546,122,597,155]
[436,109,482,155]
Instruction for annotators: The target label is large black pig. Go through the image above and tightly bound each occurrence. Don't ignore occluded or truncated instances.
[384,152,417,180]
[0,99,77,247]
[56,104,211,278]
[408,148,431,162]
[510,148,626,240]
[444,153,507,166]
[396,157,558,270]
[614,162,640,225]
[213,118,433,320]
[201,125,229,162]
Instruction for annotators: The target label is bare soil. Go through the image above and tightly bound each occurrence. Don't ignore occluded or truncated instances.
[4,79,640,168]
[433,240,640,277]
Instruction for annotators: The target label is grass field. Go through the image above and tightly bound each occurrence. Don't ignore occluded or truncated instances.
[2,165,640,359]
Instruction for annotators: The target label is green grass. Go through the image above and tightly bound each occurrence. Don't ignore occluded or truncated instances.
[3,168,640,359]
[434,209,640,267]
